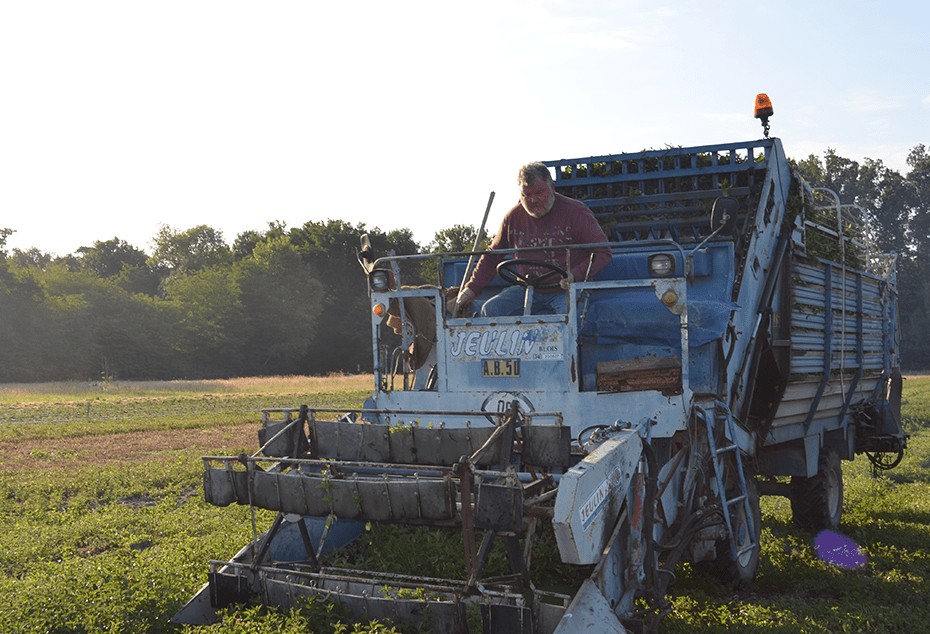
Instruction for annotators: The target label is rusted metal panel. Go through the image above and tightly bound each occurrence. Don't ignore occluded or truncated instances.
[595,356,682,395]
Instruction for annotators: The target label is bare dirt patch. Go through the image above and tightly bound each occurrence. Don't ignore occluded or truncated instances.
[0,423,258,473]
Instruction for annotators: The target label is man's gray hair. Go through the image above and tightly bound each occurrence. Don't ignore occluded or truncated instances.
[518,162,554,186]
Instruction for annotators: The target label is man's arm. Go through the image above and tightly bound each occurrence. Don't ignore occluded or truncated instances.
[448,214,511,316]
[463,213,512,297]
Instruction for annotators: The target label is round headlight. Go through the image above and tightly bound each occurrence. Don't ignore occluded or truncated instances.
[649,254,675,277]
[369,269,392,292]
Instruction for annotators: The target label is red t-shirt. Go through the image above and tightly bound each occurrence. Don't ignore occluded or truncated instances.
[464,193,611,295]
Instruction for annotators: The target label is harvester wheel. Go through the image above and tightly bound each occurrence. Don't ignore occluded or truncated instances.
[790,448,843,531]
[702,473,761,588]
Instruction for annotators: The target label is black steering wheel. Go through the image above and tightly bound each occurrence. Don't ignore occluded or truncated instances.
[496,259,568,289]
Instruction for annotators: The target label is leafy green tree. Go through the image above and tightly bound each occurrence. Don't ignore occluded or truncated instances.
[76,238,148,278]
[421,224,492,286]
[288,220,420,374]
[233,235,324,374]
[906,145,930,256]
[1,261,175,381]
[41,265,116,379]
[162,267,245,377]
[899,145,930,368]
[857,159,916,256]
[232,221,288,259]
[74,237,161,297]
[9,247,53,269]
[114,265,162,297]
[49,265,178,379]
[0,227,12,306]
[0,260,61,381]
[149,225,232,275]
[0,228,12,254]
[426,224,489,254]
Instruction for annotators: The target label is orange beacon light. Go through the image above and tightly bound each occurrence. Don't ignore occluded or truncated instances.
[755,93,774,137]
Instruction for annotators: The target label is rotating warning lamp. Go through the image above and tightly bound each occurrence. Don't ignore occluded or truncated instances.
[754,93,774,137]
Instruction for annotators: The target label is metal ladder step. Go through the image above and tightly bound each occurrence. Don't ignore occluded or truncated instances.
[701,403,758,563]
[735,543,756,558]
[726,494,747,506]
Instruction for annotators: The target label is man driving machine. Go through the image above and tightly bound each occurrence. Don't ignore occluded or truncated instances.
[449,162,612,317]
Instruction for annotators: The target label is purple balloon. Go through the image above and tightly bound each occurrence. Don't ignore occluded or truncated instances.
[814,530,867,569]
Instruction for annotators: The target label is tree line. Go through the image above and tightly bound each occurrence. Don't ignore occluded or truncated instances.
[0,219,441,382]
[0,146,928,383]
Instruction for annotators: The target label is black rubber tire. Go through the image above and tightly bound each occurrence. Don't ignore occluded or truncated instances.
[696,470,762,588]
[790,448,843,532]
[712,474,762,588]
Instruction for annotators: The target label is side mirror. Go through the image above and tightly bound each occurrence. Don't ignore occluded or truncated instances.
[711,197,739,235]
[357,234,374,272]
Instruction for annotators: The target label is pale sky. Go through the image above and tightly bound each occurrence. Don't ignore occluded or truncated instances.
[2,1,928,257]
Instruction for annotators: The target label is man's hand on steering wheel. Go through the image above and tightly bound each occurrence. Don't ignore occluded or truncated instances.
[496,259,569,290]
